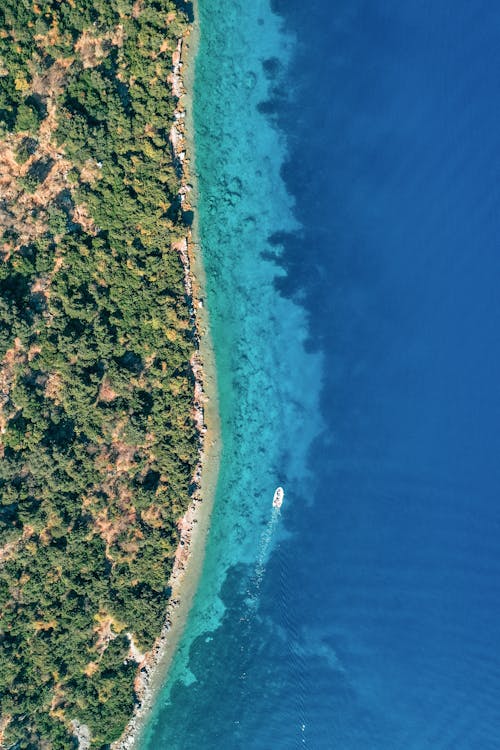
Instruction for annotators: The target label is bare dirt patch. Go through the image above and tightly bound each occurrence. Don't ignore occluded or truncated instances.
[83,661,100,678]
[75,26,124,69]
[0,537,22,566]
[94,615,117,655]
[80,159,102,184]
[0,338,25,436]
[98,378,118,403]
[44,372,64,404]
[95,504,137,552]
[140,504,163,528]
[0,715,11,748]
[132,0,144,19]
[73,203,97,234]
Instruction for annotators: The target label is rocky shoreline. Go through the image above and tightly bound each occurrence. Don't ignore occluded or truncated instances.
[108,22,215,750]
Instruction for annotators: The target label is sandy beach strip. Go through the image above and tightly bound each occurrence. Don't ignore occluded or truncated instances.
[111,13,221,750]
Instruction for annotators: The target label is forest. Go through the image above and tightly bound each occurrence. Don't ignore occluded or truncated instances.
[0,0,197,746]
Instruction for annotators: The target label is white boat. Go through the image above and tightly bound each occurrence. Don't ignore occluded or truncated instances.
[273,486,284,509]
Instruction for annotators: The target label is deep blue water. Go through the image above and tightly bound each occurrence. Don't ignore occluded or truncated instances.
[143,2,500,748]
[271,1,500,746]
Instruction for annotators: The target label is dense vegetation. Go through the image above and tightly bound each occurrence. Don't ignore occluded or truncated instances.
[0,1,197,746]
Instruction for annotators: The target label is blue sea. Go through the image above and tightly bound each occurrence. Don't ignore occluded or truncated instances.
[141,1,500,748]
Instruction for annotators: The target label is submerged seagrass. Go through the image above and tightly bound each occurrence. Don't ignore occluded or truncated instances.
[0,1,198,746]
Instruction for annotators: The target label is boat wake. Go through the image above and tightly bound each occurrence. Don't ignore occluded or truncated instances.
[244,489,284,612]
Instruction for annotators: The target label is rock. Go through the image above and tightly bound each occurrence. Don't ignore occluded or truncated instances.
[71,720,91,750]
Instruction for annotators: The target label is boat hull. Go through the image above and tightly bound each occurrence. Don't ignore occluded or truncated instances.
[273,486,284,509]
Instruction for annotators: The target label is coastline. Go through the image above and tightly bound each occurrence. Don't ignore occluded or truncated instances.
[111,11,221,750]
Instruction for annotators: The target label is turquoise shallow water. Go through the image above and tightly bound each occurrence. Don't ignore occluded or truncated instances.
[141,1,321,747]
